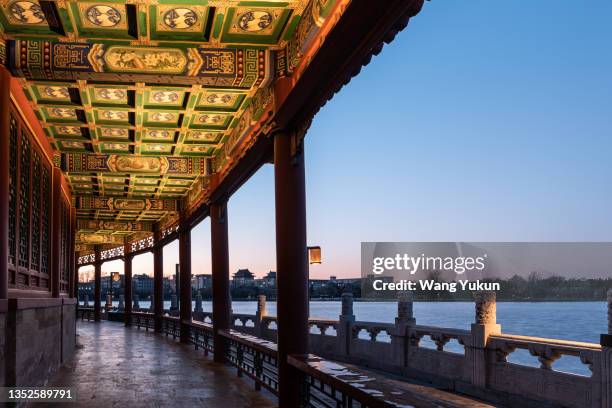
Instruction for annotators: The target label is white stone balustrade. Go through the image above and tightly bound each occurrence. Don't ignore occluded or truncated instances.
[189,290,611,408]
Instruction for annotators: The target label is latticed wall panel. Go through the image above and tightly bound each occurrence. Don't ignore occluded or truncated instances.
[8,105,53,292]
[59,199,70,293]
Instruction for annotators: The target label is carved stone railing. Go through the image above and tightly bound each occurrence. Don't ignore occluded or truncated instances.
[231,313,256,334]
[352,321,395,342]
[309,318,338,336]
[410,325,470,352]
[79,290,612,408]
[203,292,611,408]
[488,333,600,371]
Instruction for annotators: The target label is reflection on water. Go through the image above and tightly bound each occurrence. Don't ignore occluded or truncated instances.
[81,300,605,376]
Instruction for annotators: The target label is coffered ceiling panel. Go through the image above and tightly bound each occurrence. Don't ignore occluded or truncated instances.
[1,0,338,248]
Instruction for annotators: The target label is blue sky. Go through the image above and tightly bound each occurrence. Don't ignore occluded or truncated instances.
[86,1,612,280]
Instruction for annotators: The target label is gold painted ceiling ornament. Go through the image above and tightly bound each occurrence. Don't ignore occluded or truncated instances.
[100,110,129,120]
[196,113,226,124]
[107,155,168,173]
[81,3,125,29]
[77,233,123,244]
[101,127,129,138]
[7,0,45,24]
[94,88,127,102]
[150,112,176,122]
[41,86,71,100]
[103,46,188,74]
[57,125,82,135]
[237,10,273,33]
[71,176,92,182]
[62,141,85,149]
[183,145,211,153]
[49,107,78,119]
[146,129,172,139]
[187,131,221,143]
[150,91,180,104]
[163,8,198,29]
[103,143,129,150]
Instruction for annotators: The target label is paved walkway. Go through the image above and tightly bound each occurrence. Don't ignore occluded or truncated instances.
[33,321,276,407]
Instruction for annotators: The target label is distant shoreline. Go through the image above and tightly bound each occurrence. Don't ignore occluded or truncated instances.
[227,298,607,303]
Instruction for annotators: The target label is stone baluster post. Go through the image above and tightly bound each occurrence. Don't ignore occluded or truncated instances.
[466,291,501,388]
[194,293,203,313]
[255,295,267,337]
[337,292,355,357]
[392,291,416,367]
[83,294,89,308]
[118,295,125,311]
[133,294,140,310]
[601,289,612,408]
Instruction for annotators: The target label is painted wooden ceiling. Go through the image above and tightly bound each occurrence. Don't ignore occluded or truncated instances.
[0,0,339,249]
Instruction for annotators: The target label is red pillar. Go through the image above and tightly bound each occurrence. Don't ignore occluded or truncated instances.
[274,129,309,406]
[0,66,10,299]
[93,247,102,322]
[153,243,164,332]
[179,225,192,343]
[69,207,77,298]
[211,201,230,363]
[51,167,62,298]
[124,251,133,326]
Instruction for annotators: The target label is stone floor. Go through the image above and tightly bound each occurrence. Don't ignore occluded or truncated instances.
[30,321,277,408]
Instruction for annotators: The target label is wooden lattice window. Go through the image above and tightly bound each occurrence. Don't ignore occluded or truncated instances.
[18,130,30,270]
[40,163,51,276]
[60,199,70,293]
[31,148,41,271]
[8,114,17,266]
[8,103,56,292]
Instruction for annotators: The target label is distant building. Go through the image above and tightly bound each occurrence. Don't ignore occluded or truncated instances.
[163,277,176,295]
[309,279,328,290]
[133,274,153,296]
[193,274,212,290]
[232,269,255,286]
[260,271,276,287]
[100,273,123,294]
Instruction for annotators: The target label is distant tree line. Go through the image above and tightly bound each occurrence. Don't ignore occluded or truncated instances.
[411,271,612,301]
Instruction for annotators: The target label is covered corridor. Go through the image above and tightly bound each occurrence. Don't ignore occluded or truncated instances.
[37,321,276,408]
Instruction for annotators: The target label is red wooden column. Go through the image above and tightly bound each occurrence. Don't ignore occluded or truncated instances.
[69,207,77,298]
[178,223,192,343]
[51,167,63,298]
[124,248,133,326]
[0,65,10,299]
[153,242,164,332]
[93,246,102,322]
[211,200,230,363]
[274,129,309,406]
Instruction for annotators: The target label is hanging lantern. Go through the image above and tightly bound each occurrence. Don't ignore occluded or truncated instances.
[308,246,322,265]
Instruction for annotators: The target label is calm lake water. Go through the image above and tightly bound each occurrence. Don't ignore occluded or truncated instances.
[81,300,606,376]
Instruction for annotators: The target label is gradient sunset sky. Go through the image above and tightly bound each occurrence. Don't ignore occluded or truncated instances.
[80,0,612,281]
